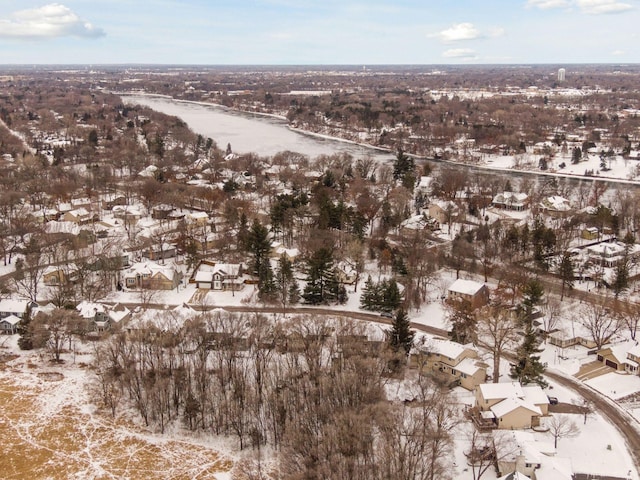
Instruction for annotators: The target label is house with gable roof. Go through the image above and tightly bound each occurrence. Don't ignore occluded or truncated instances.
[123,261,182,290]
[447,279,489,309]
[540,195,572,217]
[475,382,549,429]
[0,315,22,334]
[76,301,131,331]
[191,260,244,291]
[492,192,529,211]
[411,337,488,390]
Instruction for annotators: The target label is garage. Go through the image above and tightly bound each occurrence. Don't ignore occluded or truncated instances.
[605,359,618,369]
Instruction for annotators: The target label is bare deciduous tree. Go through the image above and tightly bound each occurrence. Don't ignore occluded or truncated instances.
[547,414,580,448]
[580,299,622,350]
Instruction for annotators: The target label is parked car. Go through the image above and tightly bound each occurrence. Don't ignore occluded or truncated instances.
[380,312,394,319]
[547,396,559,405]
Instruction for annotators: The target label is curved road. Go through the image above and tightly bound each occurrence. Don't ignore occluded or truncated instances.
[112,302,640,471]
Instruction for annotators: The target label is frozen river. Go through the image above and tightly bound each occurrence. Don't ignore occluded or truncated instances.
[122,94,393,163]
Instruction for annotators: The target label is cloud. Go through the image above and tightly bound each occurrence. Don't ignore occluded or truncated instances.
[442,48,478,60]
[526,0,571,8]
[434,23,481,42]
[526,0,633,13]
[0,3,105,39]
[611,49,625,55]
[576,0,634,14]
[431,23,504,44]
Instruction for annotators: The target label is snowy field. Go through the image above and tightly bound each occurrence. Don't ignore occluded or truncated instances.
[0,335,235,479]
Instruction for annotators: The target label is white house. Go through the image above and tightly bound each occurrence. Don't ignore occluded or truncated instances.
[192,261,244,291]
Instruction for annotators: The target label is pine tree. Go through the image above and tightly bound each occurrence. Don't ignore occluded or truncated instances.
[558,252,574,301]
[288,282,300,305]
[612,258,629,298]
[247,219,272,295]
[389,308,414,355]
[382,279,402,312]
[302,247,339,305]
[360,275,377,310]
[276,254,295,309]
[510,279,548,387]
[17,304,33,350]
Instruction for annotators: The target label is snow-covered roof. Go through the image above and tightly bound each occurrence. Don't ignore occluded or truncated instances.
[491,396,542,418]
[422,338,468,359]
[522,385,550,406]
[44,221,81,236]
[124,261,178,279]
[456,357,485,375]
[0,314,21,326]
[0,299,29,314]
[448,279,485,296]
[493,191,528,204]
[541,195,571,211]
[213,263,241,276]
[478,381,524,400]
[76,301,106,319]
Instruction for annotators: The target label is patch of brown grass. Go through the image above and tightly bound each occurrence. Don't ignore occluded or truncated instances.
[0,377,233,479]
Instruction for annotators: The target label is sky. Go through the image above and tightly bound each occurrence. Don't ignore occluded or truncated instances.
[0,0,639,65]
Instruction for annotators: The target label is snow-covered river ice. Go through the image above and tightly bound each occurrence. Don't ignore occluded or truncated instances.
[122,94,393,162]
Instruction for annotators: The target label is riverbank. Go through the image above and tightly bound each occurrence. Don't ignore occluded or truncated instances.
[120,92,640,186]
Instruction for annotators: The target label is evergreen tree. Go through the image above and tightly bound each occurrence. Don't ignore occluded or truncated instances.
[302,247,340,305]
[558,252,574,301]
[612,258,629,298]
[275,254,295,309]
[382,279,402,313]
[247,219,271,276]
[17,304,33,350]
[389,308,414,355]
[392,148,416,190]
[360,275,377,310]
[237,212,250,251]
[510,279,548,387]
[288,282,300,305]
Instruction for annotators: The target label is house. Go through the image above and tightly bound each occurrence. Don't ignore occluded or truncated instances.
[123,261,182,290]
[143,243,177,261]
[191,260,244,291]
[581,226,599,240]
[101,194,127,210]
[475,382,549,429]
[492,192,529,211]
[429,200,465,228]
[152,204,174,220]
[447,279,489,309]
[586,241,630,268]
[0,299,33,319]
[410,338,488,390]
[186,210,209,226]
[62,207,96,225]
[270,242,301,262]
[76,301,131,331]
[43,266,70,286]
[596,340,638,372]
[0,314,21,334]
[493,430,558,479]
[540,196,572,217]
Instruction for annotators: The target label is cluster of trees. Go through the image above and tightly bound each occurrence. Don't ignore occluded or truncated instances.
[93,312,457,479]
[360,276,402,313]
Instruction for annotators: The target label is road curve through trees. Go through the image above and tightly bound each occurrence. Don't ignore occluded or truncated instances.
[117,302,640,471]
